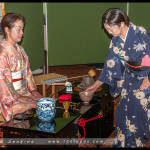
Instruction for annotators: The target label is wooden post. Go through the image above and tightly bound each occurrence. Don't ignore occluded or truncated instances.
[52,84,55,99]
[42,82,46,97]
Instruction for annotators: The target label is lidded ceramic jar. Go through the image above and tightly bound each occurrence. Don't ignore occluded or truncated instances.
[77,76,94,91]
[36,98,56,121]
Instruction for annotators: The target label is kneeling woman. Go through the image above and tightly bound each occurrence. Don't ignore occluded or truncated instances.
[0,13,42,122]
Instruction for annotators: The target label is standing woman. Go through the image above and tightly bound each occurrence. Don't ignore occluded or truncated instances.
[0,13,42,122]
[85,8,150,147]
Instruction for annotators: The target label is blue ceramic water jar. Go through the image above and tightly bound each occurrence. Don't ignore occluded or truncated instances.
[36,98,56,121]
[37,120,56,133]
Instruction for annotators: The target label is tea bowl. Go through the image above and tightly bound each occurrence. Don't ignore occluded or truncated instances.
[79,91,94,105]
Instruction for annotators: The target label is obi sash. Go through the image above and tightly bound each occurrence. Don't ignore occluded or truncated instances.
[126,60,150,71]
[126,54,150,71]
[12,69,27,90]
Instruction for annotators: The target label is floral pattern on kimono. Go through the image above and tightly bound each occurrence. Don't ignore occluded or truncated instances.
[0,39,37,122]
[98,22,150,147]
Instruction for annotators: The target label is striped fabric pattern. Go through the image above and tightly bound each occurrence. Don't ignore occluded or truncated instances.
[33,73,67,85]
[43,76,67,85]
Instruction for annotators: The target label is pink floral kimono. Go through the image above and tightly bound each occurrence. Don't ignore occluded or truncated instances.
[0,39,37,122]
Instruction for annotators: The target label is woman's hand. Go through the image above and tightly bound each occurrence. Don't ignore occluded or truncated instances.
[84,84,98,93]
[31,91,42,99]
[17,96,35,104]
[84,80,103,93]
[140,76,150,90]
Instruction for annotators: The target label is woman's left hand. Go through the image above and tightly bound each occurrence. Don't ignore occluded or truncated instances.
[31,91,42,99]
[140,76,150,90]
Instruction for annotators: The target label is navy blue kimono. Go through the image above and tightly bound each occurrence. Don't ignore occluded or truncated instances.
[98,22,150,147]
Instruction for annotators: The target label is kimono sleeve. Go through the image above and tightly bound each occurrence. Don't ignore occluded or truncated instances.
[0,48,19,105]
[19,46,37,92]
[25,55,37,92]
[26,64,37,92]
[138,28,150,81]
[97,39,125,97]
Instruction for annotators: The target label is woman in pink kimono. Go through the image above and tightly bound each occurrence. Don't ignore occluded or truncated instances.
[0,13,42,122]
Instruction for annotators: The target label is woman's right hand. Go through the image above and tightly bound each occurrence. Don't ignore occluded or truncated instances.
[84,80,103,93]
[84,84,98,93]
[17,96,35,104]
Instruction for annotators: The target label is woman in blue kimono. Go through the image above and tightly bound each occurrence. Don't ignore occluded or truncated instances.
[85,8,150,147]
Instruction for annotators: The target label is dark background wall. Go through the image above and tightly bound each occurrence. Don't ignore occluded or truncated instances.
[129,3,150,30]
[47,3,127,66]
[5,3,44,71]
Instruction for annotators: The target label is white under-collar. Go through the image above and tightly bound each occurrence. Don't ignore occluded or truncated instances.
[120,25,129,43]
